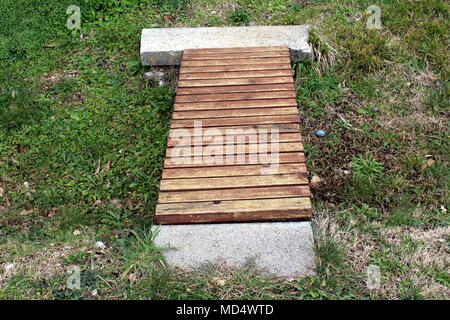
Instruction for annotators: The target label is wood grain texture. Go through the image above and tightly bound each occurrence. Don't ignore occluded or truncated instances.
[155,197,311,224]
[180,64,290,74]
[173,107,298,119]
[175,90,295,103]
[158,186,311,203]
[162,163,307,179]
[171,115,300,128]
[179,69,293,80]
[164,151,306,168]
[167,132,301,147]
[155,47,311,224]
[174,98,297,111]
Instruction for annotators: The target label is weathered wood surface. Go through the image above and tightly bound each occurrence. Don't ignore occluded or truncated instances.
[155,46,312,224]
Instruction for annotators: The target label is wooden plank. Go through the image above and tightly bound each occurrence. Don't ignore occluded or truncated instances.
[181,57,290,67]
[155,197,312,224]
[178,76,293,87]
[182,51,290,60]
[171,115,300,128]
[162,163,307,179]
[175,91,295,103]
[167,132,301,147]
[174,98,297,111]
[177,83,295,95]
[168,124,301,138]
[165,152,305,168]
[173,107,298,120]
[166,141,303,158]
[183,46,288,55]
[179,69,292,80]
[158,185,311,203]
[180,64,290,74]
[160,173,308,191]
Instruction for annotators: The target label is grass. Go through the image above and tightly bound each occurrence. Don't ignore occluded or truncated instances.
[0,0,449,299]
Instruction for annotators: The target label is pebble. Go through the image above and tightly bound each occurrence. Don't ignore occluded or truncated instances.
[373,106,379,112]
[315,130,326,137]
[143,71,165,87]
[95,241,106,249]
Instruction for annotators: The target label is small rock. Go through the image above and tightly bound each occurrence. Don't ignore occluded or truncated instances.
[315,130,326,137]
[143,71,165,87]
[91,289,98,296]
[4,263,15,275]
[373,106,379,112]
[310,175,323,186]
[73,229,82,236]
[95,241,106,249]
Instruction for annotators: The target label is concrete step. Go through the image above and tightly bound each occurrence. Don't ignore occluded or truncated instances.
[141,25,312,66]
[153,221,316,277]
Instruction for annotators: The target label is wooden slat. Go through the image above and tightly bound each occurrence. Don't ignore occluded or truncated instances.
[155,197,311,224]
[178,76,293,87]
[181,57,291,67]
[162,163,306,179]
[167,132,301,147]
[171,115,300,128]
[177,83,295,95]
[168,124,301,138]
[173,107,298,120]
[183,46,288,55]
[179,69,293,80]
[180,64,290,74]
[164,152,305,168]
[166,141,303,157]
[160,173,308,191]
[175,91,295,103]
[182,51,290,60]
[158,186,311,203]
[174,98,297,111]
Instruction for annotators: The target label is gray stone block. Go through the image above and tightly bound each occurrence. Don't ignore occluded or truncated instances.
[153,221,316,277]
[141,25,312,66]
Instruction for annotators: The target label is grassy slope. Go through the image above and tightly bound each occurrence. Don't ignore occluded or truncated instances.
[0,0,448,299]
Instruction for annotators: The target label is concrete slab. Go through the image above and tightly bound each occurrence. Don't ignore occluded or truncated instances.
[141,25,312,66]
[153,221,316,277]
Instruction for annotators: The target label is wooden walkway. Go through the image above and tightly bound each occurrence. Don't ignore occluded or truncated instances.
[155,46,312,224]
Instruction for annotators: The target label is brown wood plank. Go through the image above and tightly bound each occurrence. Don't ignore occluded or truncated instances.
[162,163,307,179]
[166,141,303,158]
[171,115,300,128]
[183,46,288,55]
[175,91,295,103]
[167,132,301,147]
[178,77,293,87]
[179,69,293,80]
[181,57,290,67]
[177,83,295,95]
[174,98,297,111]
[173,107,298,120]
[160,173,308,191]
[168,124,301,138]
[155,197,311,224]
[180,64,290,74]
[164,152,305,168]
[182,51,290,60]
[158,185,311,203]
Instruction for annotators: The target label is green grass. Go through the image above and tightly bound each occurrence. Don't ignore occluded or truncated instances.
[0,0,449,299]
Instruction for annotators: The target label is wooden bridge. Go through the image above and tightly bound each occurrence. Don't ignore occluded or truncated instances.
[155,46,312,224]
